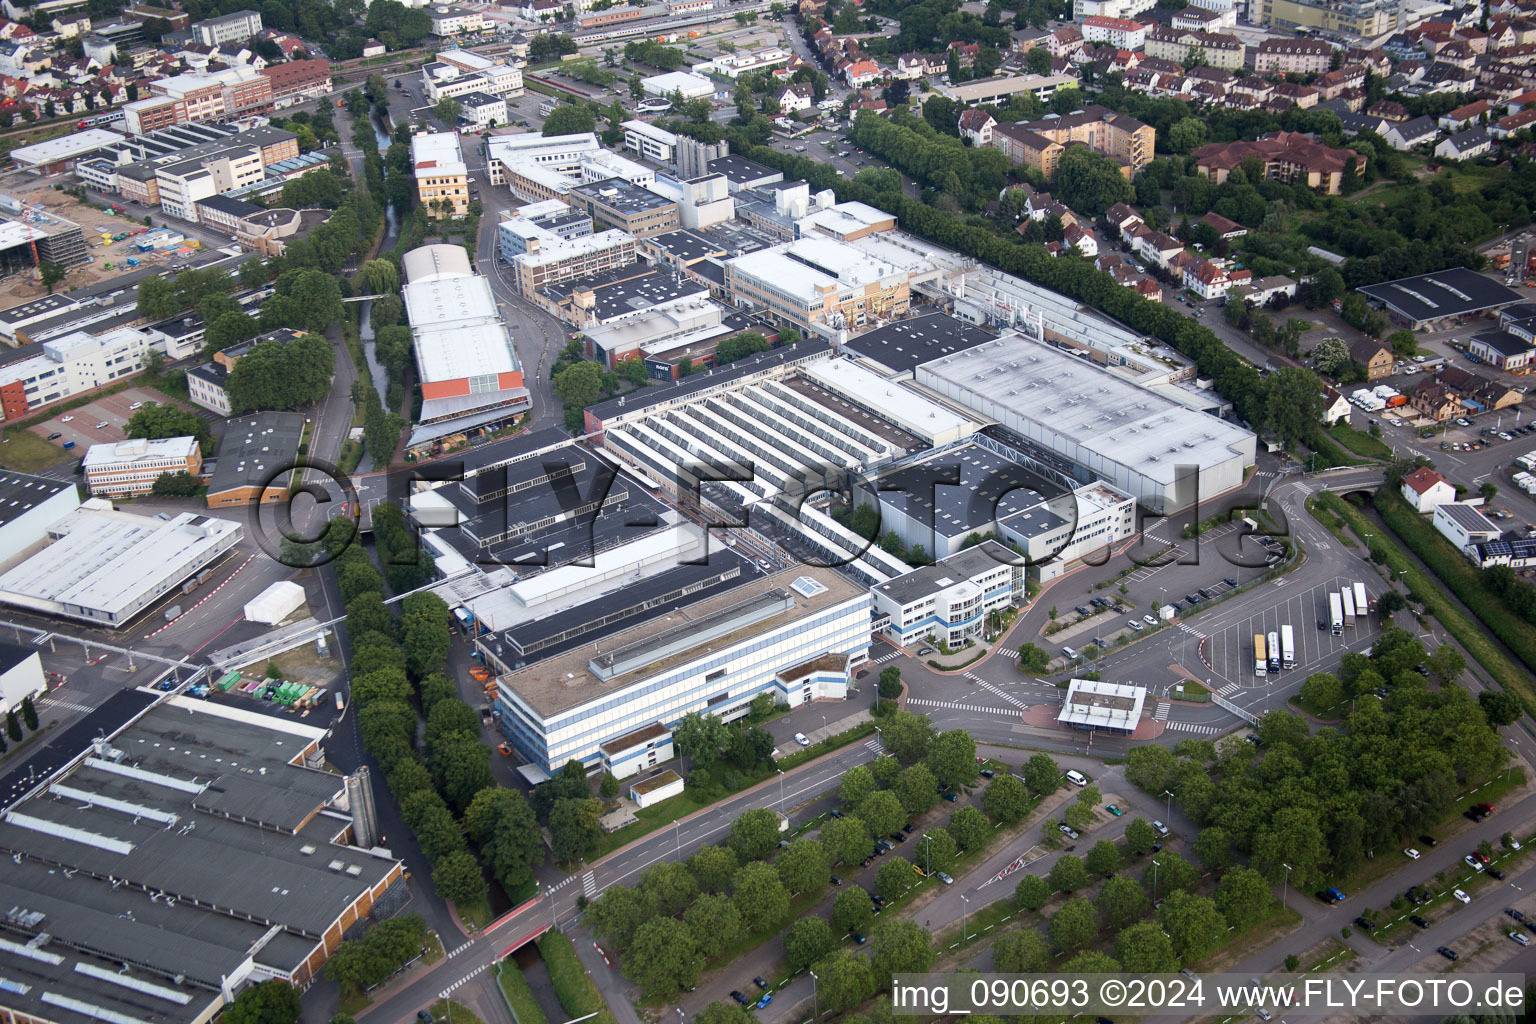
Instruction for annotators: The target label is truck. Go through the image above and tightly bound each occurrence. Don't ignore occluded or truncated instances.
[1353,581,1368,618]
[1329,593,1343,635]
[1266,631,1281,673]
[335,691,346,712]
[1280,624,1295,669]
[163,604,182,623]
[1340,588,1356,627]
[1254,633,1267,677]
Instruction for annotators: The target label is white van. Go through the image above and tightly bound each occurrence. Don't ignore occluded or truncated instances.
[1065,769,1088,787]
[1061,645,1078,660]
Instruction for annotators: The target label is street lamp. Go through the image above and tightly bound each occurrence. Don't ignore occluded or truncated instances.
[674,818,681,855]
[922,833,932,876]
[961,894,970,942]
[809,970,820,1021]
[1282,862,1292,906]
[1160,789,1174,821]
[547,886,557,929]
[1151,859,1162,903]
[874,726,882,751]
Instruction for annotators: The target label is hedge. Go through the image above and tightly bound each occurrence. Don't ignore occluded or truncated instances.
[495,962,550,1024]
[1315,491,1535,714]
[537,931,617,1024]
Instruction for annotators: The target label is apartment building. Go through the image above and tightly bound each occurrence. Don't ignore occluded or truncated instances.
[1250,37,1336,74]
[1081,15,1148,48]
[1191,131,1362,193]
[1143,26,1245,68]
[990,104,1153,177]
[428,5,483,36]
[1255,0,1394,37]
[190,8,260,45]
[500,200,638,299]
[412,131,469,218]
[83,435,202,496]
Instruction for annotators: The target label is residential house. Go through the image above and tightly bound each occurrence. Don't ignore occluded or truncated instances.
[1367,99,1410,121]
[1411,380,1463,421]
[1081,15,1148,48]
[843,59,880,88]
[1130,225,1184,268]
[1173,5,1235,29]
[776,81,813,112]
[1383,116,1440,149]
[958,107,996,145]
[1504,87,1536,112]
[1183,257,1234,299]
[1230,274,1297,307]
[1104,202,1142,235]
[1436,126,1493,158]
[896,52,944,79]
[1440,97,1492,129]
[1348,337,1393,380]
[1133,276,1163,301]
[1044,26,1084,57]
[1271,81,1320,108]
[1199,211,1247,239]
[948,42,979,67]
[1190,131,1362,194]
[1401,466,1457,512]
[1062,221,1097,256]
[1321,385,1352,426]
[1494,107,1536,136]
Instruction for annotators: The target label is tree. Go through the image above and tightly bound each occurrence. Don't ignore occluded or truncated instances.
[1425,644,1465,684]
[994,929,1049,973]
[223,980,302,1024]
[1096,875,1151,930]
[882,710,935,764]
[1014,874,1049,911]
[431,734,495,812]
[625,918,702,998]
[1125,818,1157,855]
[1167,117,1207,153]
[674,711,729,768]
[983,774,1030,824]
[1192,826,1234,871]
[38,260,65,293]
[875,856,915,901]
[127,402,212,454]
[19,695,37,732]
[362,259,400,296]
[1049,855,1088,894]
[1085,839,1122,877]
[1214,866,1273,925]
[639,861,700,918]
[917,829,957,874]
[731,861,789,930]
[783,917,834,972]
[1479,689,1522,726]
[1158,890,1227,961]
[812,949,875,1012]
[1310,336,1351,376]
[1265,367,1325,448]
[855,790,907,839]
[1299,672,1343,714]
[544,104,597,136]
[1025,46,1052,75]
[927,729,979,788]
[1023,753,1060,795]
[464,789,544,894]
[776,839,831,894]
[1055,146,1133,215]
[833,886,875,933]
[1115,922,1179,972]
[822,815,872,867]
[548,797,604,862]
[878,665,903,699]
[688,844,738,892]
[871,919,934,980]
[552,361,604,411]
[948,805,991,851]
[839,764,876,807]
[1048,897,1099,952]
[1018,643,1051,673]
[728,807,783,862]
[432,849,489,905]
[273,268,344,332]
[151,470,199,497]
[587,887,654,950]
[434,96,464,124]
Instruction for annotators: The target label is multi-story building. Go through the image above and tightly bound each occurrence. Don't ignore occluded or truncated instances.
[499,200,639,299]
[454,89,506,127]
[1143,26,1245,68]
[411,131,469,218]
[120,65,273,133]
[871,540,1024,648]
[186,328,304,415]
[1255,0,1394,36]
[724,236,909,331]
[566,177,679,237]
[1073,0,1156,21]
[1081,15,1148,48]
[1250,36,1336,74]
[421,49,523,101]
[1190,131,1362,194]
[259,58,331,109]
[155,140,268,222]
[622,119,678,163]
[428,4,483,36]
[82,435,202,496]
[0,326,159,420]
[190,8,261,45]
[990,104,1154,177]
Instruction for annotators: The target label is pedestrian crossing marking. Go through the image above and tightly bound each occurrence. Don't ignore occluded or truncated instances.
[1217,682,1242,697]
[907,698,1020,717]
[581,871,596,897]
[1153,700,1170,721]
[972,677,1029,709]
[38,695,93,714]
[439,961,491,998]
[1164,721,1220,735]
[873,651,901,664]
[1178,623,1205,638]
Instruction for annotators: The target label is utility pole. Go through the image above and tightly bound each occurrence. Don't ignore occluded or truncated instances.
[960,894,969,942]
[1151,859,1162,904]
[1161,789,1173,822]
[923,833,931,876]
[809,970,819,1021]
[776,768,785,811]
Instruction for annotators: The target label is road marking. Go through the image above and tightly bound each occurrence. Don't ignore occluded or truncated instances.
[972,677,1028,709]
[1153,700,1170,721]
[1217,682,1242,697]
[582,871,596,897]
[997,649,1019,659]
[37,695,93,714]
[445,941,475,959]
[873,651,901,664]
[907,698,1018,717]
[1178,623,1205,638]
[439,961,491,998]
[864,738,883,753]
[1163,721,1220,735]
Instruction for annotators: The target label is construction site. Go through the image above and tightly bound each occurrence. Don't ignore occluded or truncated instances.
[0,184,156,308]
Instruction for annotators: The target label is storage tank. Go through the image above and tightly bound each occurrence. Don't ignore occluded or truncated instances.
[346,768,379,849]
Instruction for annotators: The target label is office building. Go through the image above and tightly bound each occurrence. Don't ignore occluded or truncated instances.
[420,48,522,102]
[870,540,1025,648]
[622,119,678,163]
[0,327,159,421]
[402,245,528,456]
[190,8,261,45]
[0,469,79,563]
[724,236,910,331]
[457,90,507,127]
[83,436,202,497]
[567,177,679,237]
[205,412,303,507]
[121,66,273,133]
[411,131,468,218]
[0,507,242,624]
[1254,0,1394,36]
[260,58,332,109]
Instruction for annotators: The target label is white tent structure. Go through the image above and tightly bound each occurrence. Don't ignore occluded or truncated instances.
[244,580,306,625]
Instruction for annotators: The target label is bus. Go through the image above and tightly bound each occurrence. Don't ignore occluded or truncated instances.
[1341,588,1356,626]
[1328,593,1343,635]
[1253,633,1267,676]
[1352,581,1368,618]
[1266,631,1281,673]
[1280,624,1295,669]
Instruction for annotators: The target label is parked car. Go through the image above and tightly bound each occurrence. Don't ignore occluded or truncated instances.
[1410,916,1429,929]
[1353,916,1374,931]
[1438,947,1459,960]
[1142,614,1157,626]
[1128,620,1143,631]
[1106,804,1124,816]
[46,432,61,440]
[794,732,810,746]
[1465,854,1484,871]
[979,768,995,778]
[1453,889,1471,904]
[1512,931,1531,947]
[730,992,750,1006]
[1058,824,1080,839]
[60,415,72,422]
[1152,820,1169,836]
[850,932,866,944]
[93,421,108,429]
[888,832,906,843]
[936,871,953,885]
[1489,868,1506,880]
[1404,848,1420,860]
[754,978,770,990]
[918,647,934,656]
[757,994,773,1008]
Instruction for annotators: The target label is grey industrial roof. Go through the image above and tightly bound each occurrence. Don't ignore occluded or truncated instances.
[196,193,264,218]
[572,176,676,214]
[873,539,1019,604]
[543,264,706,323]
[1437,501,1499,535]
[207,411,304,496]
[706,154,784,186]
[0,688,156,810]
[868,442,1065,540]
[0,469,71,526]
[1356,267,1523,324]
[586,339,824,423]
[1469,329,1533,358]
[0,639,36,675]
[645,228,728,263]
[842,312,995,375]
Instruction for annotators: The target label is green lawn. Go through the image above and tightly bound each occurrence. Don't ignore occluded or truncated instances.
[495,962,551,1024]
[0,428,72,473]
[538,931,617,1024]
[429,999,485,1024]
[1327,422,1394,460]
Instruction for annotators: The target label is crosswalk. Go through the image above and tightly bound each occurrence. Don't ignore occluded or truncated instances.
[1254,470,1277,481]
[1164,721,1221,735]
[972,677,1029,710]
[872,651,902,664]
[1217,682,1242,697]
[864,738,883,753]
[38,695,93,715]
[907,698,1020,717]
[1177,623,1205,638]
[439,961,491,998]
[1153,700,1170,721]
[444,941,475,960]
[581,871,596,898]
[996,648,1019,659]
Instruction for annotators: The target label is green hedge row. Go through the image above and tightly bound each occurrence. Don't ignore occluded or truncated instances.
[537,931,616,1024]
[495,962,550,1024]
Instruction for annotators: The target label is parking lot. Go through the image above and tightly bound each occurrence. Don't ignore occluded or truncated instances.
[26,385,193,453]
[1191,575,1380,691]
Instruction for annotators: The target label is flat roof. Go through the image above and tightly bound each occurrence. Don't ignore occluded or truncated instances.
[1058,678,1146,730]
[1356,267,1523,323]
[208,411,304,495]
[571,176,675,214]
[707,154,784,186]
[789,363,962,447]
[622,119,678,145]
[411,130,467,177]
[842,312,994,375]
[728,237,905,302]
[874,539,1018,604]
[10,128,124,166]
[586,339,825,423]
[416,320,519,383]
[916,334,1254,486]
[83,435,199,468]
[0,469,72,525]
[546,265,707,322]
[870,441,1066,540]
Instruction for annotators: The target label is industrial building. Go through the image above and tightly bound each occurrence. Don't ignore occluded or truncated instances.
[568,176,680,237]
[724,236,910,331]
[402,244,528,456]
[0,640,43,715]
[839,312,994,377]
[869,540,1024,648]
[915,334,1255,513]
[0,327,161,421]
[205,411,303,507]
[0,199,88,277]
[1058,678,1146,733]
[1355,267,1525,330]
[0,698,406,1024]
[0,469,79,563]
[486,132,653,204]
[639,71,715,100]
[82,435,203,497]
[622,119,678,163]
[9,128,124,174]
[120,66,274,134]
[0,506,242,625]
[420,47,523,102]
